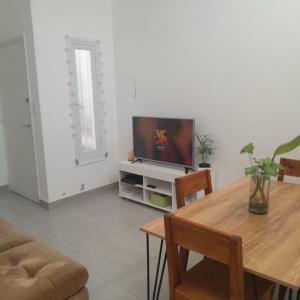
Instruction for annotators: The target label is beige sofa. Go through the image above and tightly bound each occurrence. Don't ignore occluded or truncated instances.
[0,218,89,300]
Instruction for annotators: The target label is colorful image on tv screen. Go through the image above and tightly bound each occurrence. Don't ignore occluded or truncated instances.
[133,117,194,167]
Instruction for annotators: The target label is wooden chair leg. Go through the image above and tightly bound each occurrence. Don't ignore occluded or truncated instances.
[278,285,288,300]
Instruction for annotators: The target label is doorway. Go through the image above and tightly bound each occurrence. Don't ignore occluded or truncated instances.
[0,37,39,202]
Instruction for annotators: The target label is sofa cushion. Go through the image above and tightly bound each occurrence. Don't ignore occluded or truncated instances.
[0,241,88,300]
[0,219,34,253]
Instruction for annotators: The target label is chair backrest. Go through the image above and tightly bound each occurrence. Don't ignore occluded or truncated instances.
[164,213,244,300]
[175,169,212,209]
[278,158,300,182]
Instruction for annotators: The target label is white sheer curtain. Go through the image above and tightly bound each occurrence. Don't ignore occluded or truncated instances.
[75,49,97,152]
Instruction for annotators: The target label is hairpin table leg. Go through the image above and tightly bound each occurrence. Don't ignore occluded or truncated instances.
[145,234,167,300]
[152,240,163,300]
[252,275,258,300]
[146,234,150,300]
[288,288,293,300]
[155,253,167,300]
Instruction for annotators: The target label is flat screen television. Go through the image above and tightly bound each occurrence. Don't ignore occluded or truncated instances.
[132,116,195,168]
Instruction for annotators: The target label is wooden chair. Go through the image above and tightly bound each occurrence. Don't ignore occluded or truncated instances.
[140,170,213,300]
[278,158,300,182]
[141,169,213,241]
[278,158,300,300]
[175,169,212,208]
[164,213,276,300]
[175,169,212,271]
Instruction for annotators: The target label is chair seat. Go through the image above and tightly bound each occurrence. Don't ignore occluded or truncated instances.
[176,258,275,300]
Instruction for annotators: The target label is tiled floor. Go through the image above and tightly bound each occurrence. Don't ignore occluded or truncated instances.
[0,187,288,299]
[0,186,171,299]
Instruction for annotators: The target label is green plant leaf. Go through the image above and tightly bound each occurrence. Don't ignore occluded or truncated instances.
[272,135,300,161]
[261,157,272,165]
[245,166,258,175]
[262,165,278,177]
[240,143,254,155]
[256,157,282,177]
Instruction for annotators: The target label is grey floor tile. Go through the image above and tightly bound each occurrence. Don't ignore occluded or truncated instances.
[0,195,44,222]
[87,201,164,235]
[0,189,18,207]
[38,236,80,257]
[187,251,204,269]
[115,249,202,300]
[91,283,139,300]
[119,225,146,245]
[37,219,114,255]
[12,207,83,237]
[87,209,143,234]
[120,225,164,254]
[73,243,135,281]
[72,233,154,281]
[96,234,149,267]
[0,187,172,300]
[116,255,168,300]
[86,268,110,296]
[60,191,122,219]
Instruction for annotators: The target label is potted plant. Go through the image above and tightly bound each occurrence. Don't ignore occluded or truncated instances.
[196,134,215,168]
[240,135,300,215]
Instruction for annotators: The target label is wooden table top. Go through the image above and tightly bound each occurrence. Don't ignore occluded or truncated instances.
[140,177,300,288]
[172,177,300,289]
[140,216,165,239]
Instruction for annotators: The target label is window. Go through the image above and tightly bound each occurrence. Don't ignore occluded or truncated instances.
[66,37,107,165]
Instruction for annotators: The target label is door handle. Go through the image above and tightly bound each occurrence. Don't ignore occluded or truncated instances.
[22,124,31,128]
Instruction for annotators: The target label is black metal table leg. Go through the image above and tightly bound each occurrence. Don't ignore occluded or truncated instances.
[146,234,150,300]
[155,253,167,300]
[252,275,258,300]
[297,288,300,300]
[145,234,167,300]
[288,288,293,300]
[152,240,163,300]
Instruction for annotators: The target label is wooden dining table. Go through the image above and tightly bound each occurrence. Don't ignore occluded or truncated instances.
[141,176,300,299]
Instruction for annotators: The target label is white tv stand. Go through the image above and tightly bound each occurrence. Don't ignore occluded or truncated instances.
[118,161,216,212]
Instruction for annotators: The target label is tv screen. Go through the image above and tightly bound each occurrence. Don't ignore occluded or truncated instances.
[132,117,194,168]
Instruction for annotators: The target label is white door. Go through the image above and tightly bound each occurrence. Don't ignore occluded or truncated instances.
[0,40,38,202]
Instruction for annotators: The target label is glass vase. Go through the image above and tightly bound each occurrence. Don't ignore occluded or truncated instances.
[249,174,270,215]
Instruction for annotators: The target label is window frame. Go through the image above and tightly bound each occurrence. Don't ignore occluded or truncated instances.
[66,36,107,166]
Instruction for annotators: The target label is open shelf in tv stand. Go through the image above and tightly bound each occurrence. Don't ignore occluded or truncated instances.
[118,160,216,212]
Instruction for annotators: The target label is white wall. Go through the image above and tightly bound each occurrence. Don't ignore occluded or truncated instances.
[112,0,300,187]
[0,100,8,186]
[30,0,119,202]
[0,0,49,198]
